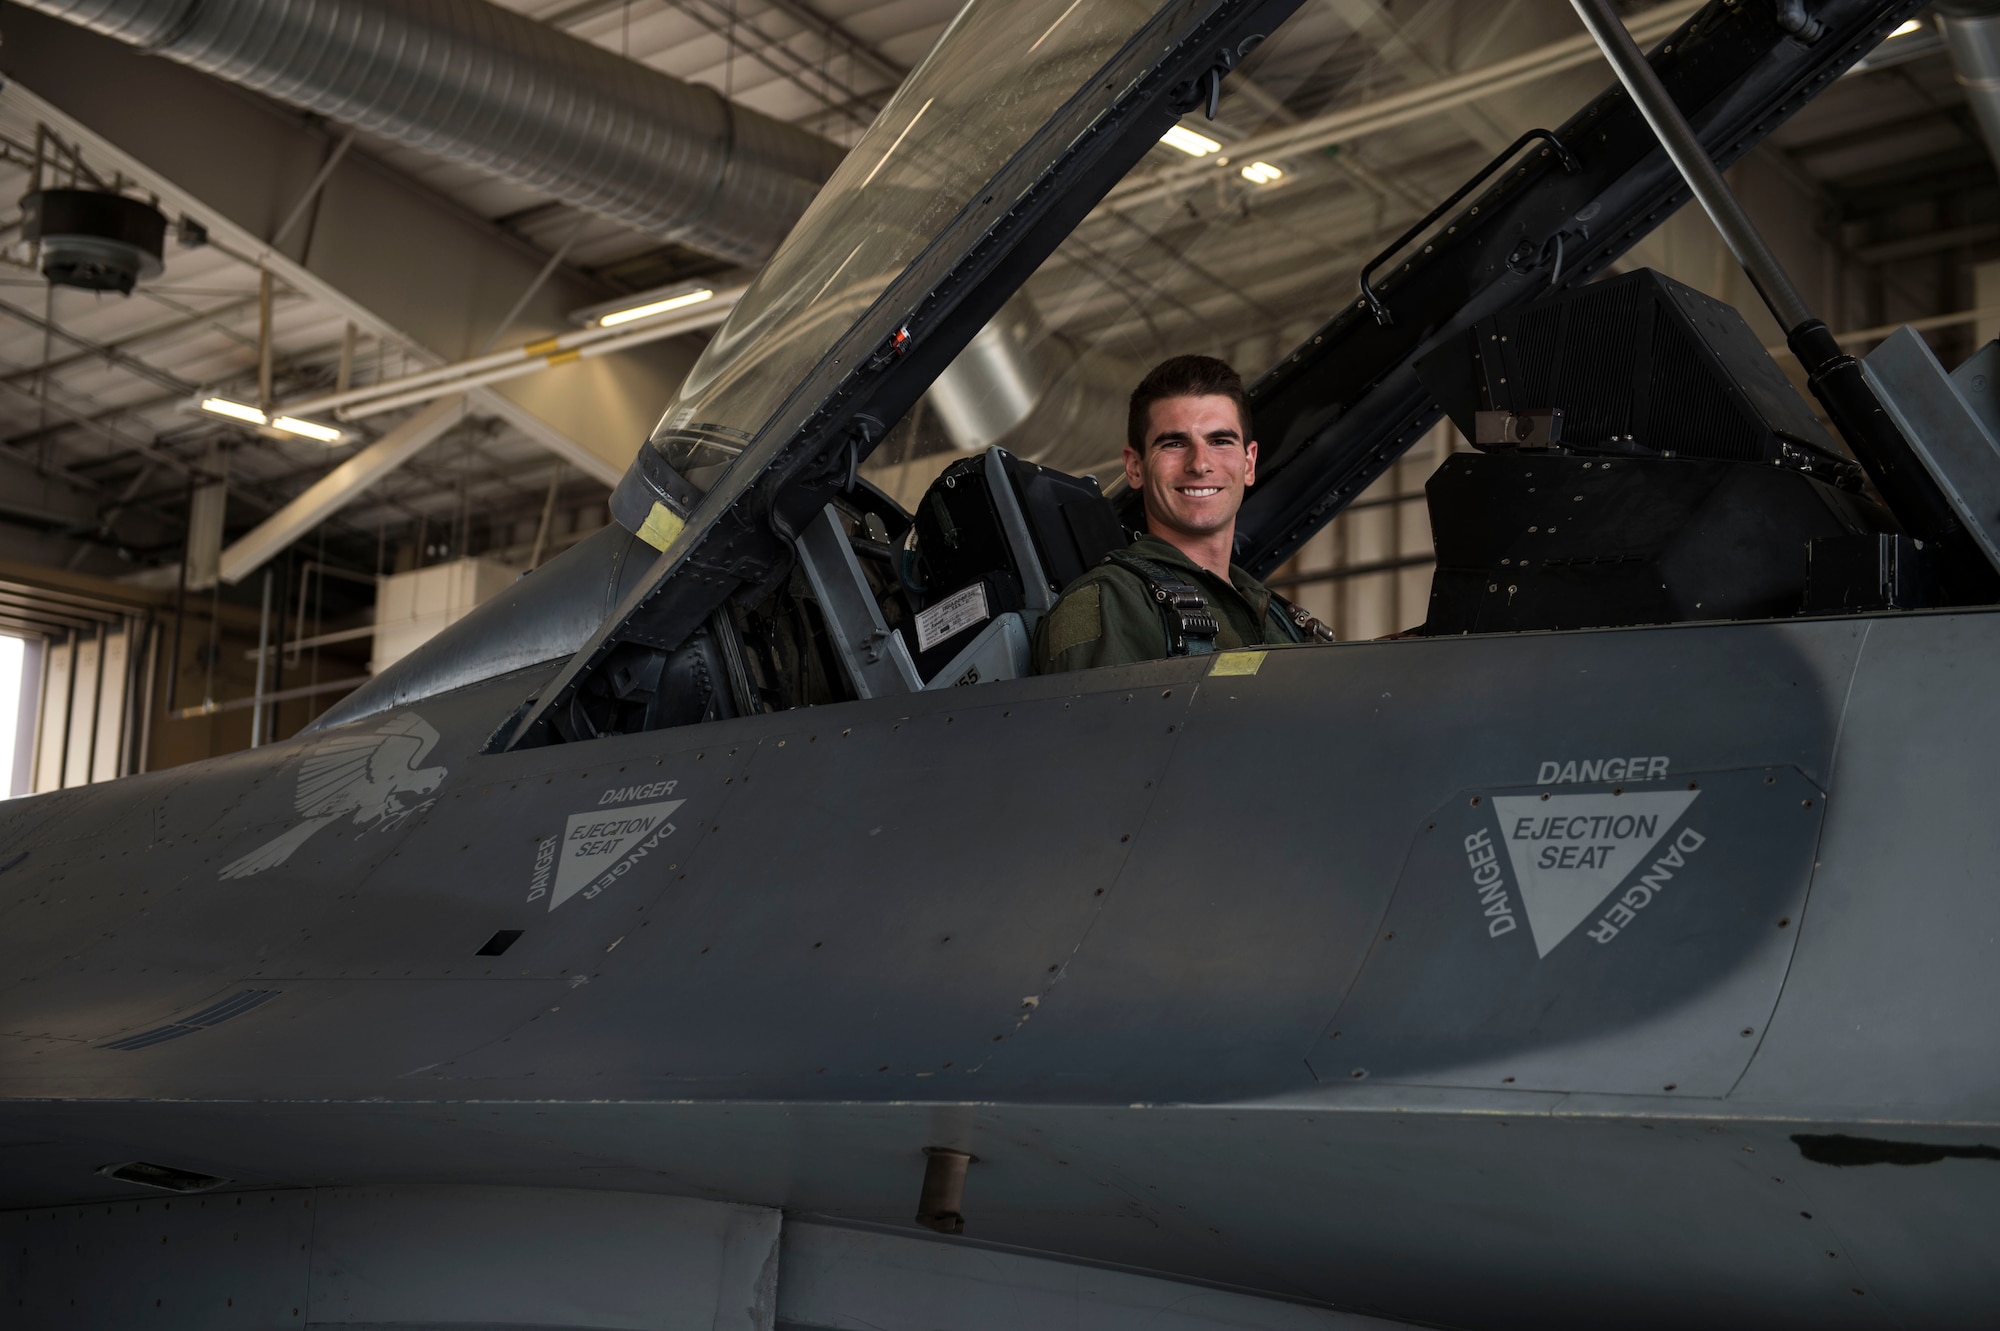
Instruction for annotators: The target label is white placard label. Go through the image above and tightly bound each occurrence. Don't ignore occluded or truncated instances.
[1489,790,1700,956]
[916,583,990,653]
[549,798,684,911]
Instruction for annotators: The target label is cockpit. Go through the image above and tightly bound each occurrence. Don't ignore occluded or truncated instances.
[574,440,1128,736]
[314,0,2000,750]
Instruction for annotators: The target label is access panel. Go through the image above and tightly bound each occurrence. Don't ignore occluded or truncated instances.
[1311,764,1823,1097]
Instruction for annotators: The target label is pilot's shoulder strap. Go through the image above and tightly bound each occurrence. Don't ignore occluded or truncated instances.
[1267,588,1336,643]
[1102,550,1219,657]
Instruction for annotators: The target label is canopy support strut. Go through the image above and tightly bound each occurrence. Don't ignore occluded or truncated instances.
[1570,0,2000,596]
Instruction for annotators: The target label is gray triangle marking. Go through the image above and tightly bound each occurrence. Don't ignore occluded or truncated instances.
[1489,791,1699,957]
[549,799,684,911]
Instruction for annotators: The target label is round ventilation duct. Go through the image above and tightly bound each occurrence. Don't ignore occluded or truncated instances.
[18,0,848,267]
[926,292,1136,476]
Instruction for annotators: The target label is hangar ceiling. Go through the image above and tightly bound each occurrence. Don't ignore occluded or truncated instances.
[0,1,1988,681]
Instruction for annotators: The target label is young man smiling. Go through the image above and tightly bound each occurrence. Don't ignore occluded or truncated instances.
[1033,355,1331,673]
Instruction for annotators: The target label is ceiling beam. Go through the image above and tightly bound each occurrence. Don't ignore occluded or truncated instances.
[216,396,470,586]
[547,0,905,112]
[2,7,698,491]
[665,0,880,127]
[1853,222,2000,264]
[0,294,261,388]
[0,375,195,479]
[1102,0,1699,217]
[758,0,908,86]
[0,294,196,396]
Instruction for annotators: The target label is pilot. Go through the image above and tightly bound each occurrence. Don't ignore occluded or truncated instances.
[1033,354,1331,673]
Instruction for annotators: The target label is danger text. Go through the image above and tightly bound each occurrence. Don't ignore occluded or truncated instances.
[1588,827,1708,944]
[1463,828,1519,938]
[600,780,676,805]
[1537,756,1668,785]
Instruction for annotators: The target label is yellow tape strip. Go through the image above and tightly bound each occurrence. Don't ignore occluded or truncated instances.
[544,348,581,366]
[522,336,563,357]
[1209,649,1268,677]
[636,501,686,552]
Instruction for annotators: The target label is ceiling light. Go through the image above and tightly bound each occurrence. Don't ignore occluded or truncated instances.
[197,396,343,443]
[592,287,715,328]
[200,396,265,425]
[1240,161,1284,185]
[271,415,344,443]
[1891,19,1923,37]
[1161,124,1221,157]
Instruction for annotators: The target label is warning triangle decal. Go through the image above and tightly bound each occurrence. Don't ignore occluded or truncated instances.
[549,799,684,911]
[1489,791,1698,957]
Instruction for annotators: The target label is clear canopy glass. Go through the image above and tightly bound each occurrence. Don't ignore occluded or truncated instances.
[855,0,1578,489]
[633,0,1646,602]
[644,0,1161,488]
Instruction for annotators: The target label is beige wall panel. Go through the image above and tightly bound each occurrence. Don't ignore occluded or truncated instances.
[1397,564,1433,634]
[91,628,128,783]
[1295,581,1337,628]
[62,636,98,791]
[1976,261,2000,348]
[1347,498,1397,566]
[1344,570,1396,643]
[33,638,71,796]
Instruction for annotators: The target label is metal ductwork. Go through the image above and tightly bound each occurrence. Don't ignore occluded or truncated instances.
[925,292,1136,476]
[1939,2,2000,179]
[927,295,1065,453]
[18,0,850,266]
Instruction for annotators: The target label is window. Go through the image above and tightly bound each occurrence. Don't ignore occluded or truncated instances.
[0,634,38,798]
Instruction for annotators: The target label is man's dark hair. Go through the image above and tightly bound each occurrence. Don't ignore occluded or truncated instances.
[1127,354,1250,454]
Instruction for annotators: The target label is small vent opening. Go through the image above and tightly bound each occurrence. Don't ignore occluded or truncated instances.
[96,1161,227,1194]
[477,929,525,956]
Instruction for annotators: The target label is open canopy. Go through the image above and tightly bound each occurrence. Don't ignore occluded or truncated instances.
[510,0,1921,750]
[634,0,1170,502]
[607,0,1292,547]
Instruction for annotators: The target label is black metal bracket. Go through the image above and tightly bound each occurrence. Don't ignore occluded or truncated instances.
[1169,44,1238,118]
[1358,128,1580,327]
[1237,0,1928,579]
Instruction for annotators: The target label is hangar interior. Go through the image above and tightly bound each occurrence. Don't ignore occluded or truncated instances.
[0,0,1988,787]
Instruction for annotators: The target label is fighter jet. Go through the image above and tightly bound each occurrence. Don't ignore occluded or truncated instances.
[6,0,1997,1327]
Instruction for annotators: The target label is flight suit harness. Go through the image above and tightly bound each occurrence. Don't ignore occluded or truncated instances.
[1032,534,1334,672]
[1102,550,1224,656]
[1098,549,1333,658]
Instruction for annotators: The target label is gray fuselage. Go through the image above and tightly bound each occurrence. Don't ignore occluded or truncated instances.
[2,606,1997,1327]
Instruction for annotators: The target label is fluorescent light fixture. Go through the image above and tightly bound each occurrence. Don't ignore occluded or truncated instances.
[198,396,343,443]
[593,287,715,328]
[201,396,266,424]
[1240,161,1284,185]
[1891,18,1923,37]
[1161,124,1221,156]
[271,415,345,443]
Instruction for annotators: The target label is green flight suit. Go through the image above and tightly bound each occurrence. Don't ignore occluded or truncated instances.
[1032,532,1306,673]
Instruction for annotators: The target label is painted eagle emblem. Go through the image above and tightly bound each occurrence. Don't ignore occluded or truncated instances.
[217,713,448,880]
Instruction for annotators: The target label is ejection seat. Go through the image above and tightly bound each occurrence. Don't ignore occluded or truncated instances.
[793,448,1125,696]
